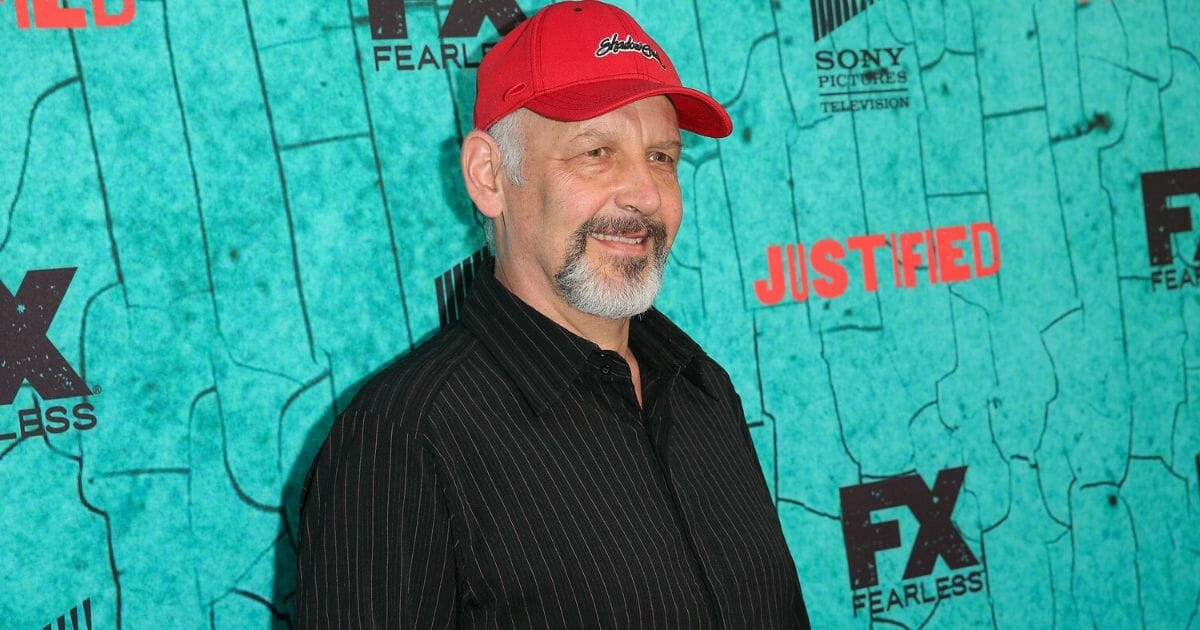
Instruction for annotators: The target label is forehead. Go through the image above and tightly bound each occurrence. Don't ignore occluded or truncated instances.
[529,96,681,145]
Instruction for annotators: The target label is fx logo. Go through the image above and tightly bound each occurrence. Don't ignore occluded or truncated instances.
[2,0,135,29]
[839,466,979,590]
[1141,167,1200,267]
[368,0,524,40]
[0,267,91,406]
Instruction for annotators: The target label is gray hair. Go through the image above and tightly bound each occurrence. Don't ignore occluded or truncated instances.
[483,109,528,252]
[487,109,527,186]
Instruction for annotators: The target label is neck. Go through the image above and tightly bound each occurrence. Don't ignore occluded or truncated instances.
[494,264,635,363]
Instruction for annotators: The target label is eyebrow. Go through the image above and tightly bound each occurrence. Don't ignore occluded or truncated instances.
[651,140,684,151]
[565,128,683,151]
[566,127,615,145]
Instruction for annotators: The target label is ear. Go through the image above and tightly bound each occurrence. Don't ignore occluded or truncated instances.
[461,130,505,220]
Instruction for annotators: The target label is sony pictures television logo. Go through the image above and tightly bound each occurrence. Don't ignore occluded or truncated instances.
[810,0,910,114]
[1141,167,1200,291]
[368,0,525,72]
[839,467,987,618]
[0,267,100,443]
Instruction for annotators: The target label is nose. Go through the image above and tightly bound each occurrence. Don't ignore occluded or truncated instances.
[612,157,662,216]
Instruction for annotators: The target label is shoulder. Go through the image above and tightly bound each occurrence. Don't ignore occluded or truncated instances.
[337,322,483,439]
[637,308,740,408]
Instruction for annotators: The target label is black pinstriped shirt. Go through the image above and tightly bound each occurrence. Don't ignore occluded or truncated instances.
[296,272,809,628]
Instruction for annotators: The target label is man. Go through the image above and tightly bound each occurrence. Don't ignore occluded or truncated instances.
[296,1,809,627]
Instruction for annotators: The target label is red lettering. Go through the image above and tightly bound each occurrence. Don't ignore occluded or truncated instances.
[92,0,134,27]
[898,231,925,288]
[925,229,939,283]
[5,0,134,29]
[755,222,995,302]
[971,222,1001,277]
[889,232,900,287]
[934,225,971,282]
[33,0,85,28]
[754,245,786,305]
[846,234,886,292]
[787,244,809,301]
[10,0,33,29]
[810,239,848,298]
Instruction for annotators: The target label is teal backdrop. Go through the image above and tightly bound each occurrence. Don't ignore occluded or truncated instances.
[2,0,1199,628]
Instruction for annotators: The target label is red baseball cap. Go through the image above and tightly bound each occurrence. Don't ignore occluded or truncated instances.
[474,0,732,138]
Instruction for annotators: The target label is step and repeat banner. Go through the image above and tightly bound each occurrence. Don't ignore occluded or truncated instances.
[2,0,1198,627]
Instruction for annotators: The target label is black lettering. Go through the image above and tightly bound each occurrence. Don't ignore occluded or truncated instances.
[72,402,97,431]
[839,479,904,589]
[373,45,390,71]
[861,48,881,67]
[368,0,407,40]
[852,591,867,617]
[467,41,497,68]
[441,42,462,68]
[837,48,859,69]
[394,44,414,71]
[936,575,951,600]
[439,0,525,38]
[816,50,835,70]
[0,267,91,405]
[903,582,920,606]
[45,405,70,434]
[968,570,985,592]
[951,572,967,596]
[883,47,903,65]
[18,405,43,438]
[920,579,937,603]
[1141,167,1200,266]
[840,466,979,589]
[901,466,980,579]
[868,588,884,615]
[417,44,439,70]
[886,587,903,611]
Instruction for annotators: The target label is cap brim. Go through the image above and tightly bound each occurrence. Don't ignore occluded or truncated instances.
[523,78,733,138]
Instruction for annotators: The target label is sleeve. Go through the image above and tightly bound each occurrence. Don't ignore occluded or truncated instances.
[717,366,813,629]
[295,407,459,629]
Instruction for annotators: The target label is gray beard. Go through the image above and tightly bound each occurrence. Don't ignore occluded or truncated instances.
[553,216,669,319]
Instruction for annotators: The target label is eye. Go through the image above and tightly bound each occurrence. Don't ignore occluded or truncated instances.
[649,151,676,165]
[584,147,609,158]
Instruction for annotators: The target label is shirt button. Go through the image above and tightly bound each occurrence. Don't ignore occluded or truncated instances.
[601,366,610,375]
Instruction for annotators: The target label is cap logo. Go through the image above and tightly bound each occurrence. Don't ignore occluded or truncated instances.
[594,33,666,70]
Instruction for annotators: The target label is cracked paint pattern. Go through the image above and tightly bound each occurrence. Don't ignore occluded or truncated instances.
[1,0,1197,627]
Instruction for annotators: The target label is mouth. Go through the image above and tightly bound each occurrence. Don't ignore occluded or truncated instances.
[588,231,648,246]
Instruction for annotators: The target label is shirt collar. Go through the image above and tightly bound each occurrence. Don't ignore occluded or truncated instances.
[461,272,715,415]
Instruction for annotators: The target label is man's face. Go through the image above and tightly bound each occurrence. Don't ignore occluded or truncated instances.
[496,96,684,319]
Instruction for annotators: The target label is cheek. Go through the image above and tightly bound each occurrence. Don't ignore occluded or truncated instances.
[660,184,684,234]
[536,183,591,256]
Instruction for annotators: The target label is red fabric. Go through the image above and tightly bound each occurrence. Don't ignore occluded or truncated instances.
[474,0,732,138]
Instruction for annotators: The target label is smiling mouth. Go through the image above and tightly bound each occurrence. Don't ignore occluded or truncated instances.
[589,232,648,245]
